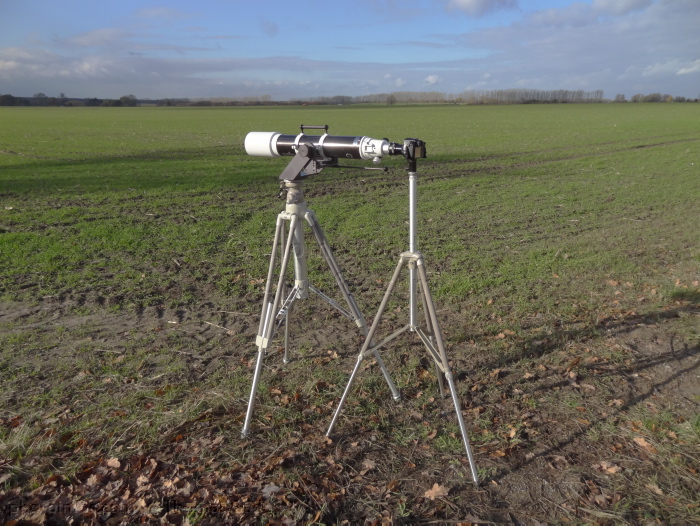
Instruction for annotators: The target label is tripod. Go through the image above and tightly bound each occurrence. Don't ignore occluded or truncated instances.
[241,144,400,438]
[325,140,480,484]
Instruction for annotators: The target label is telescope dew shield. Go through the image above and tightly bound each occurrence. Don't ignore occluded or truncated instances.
[244,131,283,157]
[244,132,393,161]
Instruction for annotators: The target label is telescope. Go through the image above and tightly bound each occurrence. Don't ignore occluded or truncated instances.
[245,126,426,181]
[244,125,420,164]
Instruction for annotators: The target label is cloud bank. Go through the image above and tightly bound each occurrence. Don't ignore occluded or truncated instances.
[0,0,697,100]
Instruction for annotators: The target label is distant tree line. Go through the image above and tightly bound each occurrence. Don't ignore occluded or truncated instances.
[456,89,605,104]
[625,93,693,103]
[361,89,608,104]
[0,93,139,106]
[1,90,697,107]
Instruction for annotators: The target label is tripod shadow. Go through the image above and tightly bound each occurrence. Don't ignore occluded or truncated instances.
[469,298,700,482]
[472,298,699,374]
[489,343,699,484]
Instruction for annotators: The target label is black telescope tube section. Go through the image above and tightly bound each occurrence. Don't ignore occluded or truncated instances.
[274,134,366,159]
[273,134,300,155]
[321,136,365,159]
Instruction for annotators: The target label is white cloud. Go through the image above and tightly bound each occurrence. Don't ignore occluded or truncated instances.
[60,28,131,48]
[0,59,19,72]
[529,0,652,27]
[446,0,517,16]
[528,3,597,27]
[642,60,683,77]
[135,7,193,20]
[395,77,406,87]
[592,0,652,16]
[425,75,440,85]
[677,60,700,75]
[70,57,115,78]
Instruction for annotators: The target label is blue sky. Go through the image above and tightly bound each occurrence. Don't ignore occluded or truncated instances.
[1,0,698,100]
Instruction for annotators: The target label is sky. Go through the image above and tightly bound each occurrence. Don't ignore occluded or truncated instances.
[1,0,698,100]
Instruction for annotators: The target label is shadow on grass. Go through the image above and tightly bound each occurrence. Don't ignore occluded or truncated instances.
[0,144,280,194]
[480,300,700,373]
[483,301,700,485]
[670,289,700,304]
[493,343,700,486]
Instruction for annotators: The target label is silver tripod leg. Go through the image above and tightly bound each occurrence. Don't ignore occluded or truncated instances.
[279,214,290,364]
[419,285,447,398]
[327,257,407,436]
[416,257,479,485]
[242,214,299,438]
[327,252,479,484]
[306,210,400,400]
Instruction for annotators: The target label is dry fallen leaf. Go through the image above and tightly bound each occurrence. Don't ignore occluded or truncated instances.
[645,483,663,495]
[593,461,622,474]
[106,457,121,469]
[551,455,568,465]
[424,483,449,500]
[262,483,281,497]
[566,357,581,372]
[360,458,376,475]
[633,437,658,454]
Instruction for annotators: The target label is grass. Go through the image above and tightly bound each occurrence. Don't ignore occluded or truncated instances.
[2,104,697,307]
[1,103,699,523]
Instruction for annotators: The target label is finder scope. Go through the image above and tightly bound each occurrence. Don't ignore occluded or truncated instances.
[245,131,403,162]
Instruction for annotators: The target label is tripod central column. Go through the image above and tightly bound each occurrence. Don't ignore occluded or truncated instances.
[285,181,309,299]
[409,171,418,330]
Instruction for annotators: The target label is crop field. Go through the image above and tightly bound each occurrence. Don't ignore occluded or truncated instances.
[1,103,699,523]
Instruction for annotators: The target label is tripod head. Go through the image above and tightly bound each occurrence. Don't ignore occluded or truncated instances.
[401,138,427,172]
[244,125,427,181]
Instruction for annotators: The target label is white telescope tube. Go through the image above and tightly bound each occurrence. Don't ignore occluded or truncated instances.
[244,131,283,157]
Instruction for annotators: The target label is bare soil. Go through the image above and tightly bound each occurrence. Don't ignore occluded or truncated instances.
[1,277,698,524]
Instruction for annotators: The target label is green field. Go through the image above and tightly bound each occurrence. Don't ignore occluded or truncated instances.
[2,104,698,308]
[1,104,699,523]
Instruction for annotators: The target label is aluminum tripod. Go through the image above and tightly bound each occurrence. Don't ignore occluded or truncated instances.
[325,147,480,484]
[241,179,400,438]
